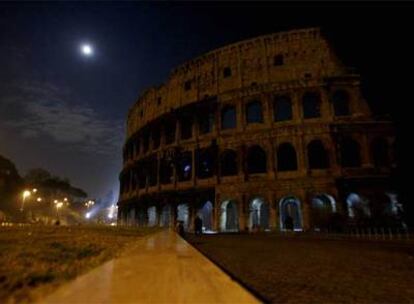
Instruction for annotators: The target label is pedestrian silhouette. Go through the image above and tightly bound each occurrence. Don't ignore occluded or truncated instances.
[194,216,203,235]
[177,220,185,237]
[284,215,294,231]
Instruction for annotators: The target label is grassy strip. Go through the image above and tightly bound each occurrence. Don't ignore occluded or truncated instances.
[0,226,160,303]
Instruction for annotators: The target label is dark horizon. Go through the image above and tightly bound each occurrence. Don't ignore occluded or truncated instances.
[0,2,412,209]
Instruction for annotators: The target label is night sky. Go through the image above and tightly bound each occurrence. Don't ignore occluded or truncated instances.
[0,2,412,205]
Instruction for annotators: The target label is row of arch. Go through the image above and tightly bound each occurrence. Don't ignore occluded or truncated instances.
[222,89,351,129]
[124,89,354,162]
[122,191,399,232]
[121,136,392,194]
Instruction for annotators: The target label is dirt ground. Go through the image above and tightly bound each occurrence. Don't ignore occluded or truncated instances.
[186,233,414,303]
[0,225,159,303]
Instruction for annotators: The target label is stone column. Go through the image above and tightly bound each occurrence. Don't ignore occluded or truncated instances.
[268,191,277,231]
[214,192,221,231]
[361,134,373,168]
[238,193,247,232]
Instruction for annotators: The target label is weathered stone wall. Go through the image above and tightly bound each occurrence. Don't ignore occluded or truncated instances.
[118,28,396,232]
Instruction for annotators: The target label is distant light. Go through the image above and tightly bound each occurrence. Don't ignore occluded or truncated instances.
[184,165,191,172]
[32,188,38,193]
[22,190,31,199]
[81,44,93,56]
[37,197,42,202]
[85,212,91,219]
[63,197,68,202]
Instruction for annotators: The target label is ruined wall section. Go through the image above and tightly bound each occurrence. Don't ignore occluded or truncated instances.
[126,28,348,138]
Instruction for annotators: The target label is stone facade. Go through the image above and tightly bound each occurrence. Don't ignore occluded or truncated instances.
[118,28,397,232]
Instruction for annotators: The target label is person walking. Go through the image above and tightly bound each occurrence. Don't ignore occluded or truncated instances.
[194,216,203,235]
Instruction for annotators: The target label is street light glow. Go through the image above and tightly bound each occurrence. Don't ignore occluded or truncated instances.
[37,197,42,202]
[22,190,31,199]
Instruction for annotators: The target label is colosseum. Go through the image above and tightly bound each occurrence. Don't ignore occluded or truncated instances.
[118,27,398,232]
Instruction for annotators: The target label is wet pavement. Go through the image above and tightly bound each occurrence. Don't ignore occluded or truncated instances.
[40,230,259,304]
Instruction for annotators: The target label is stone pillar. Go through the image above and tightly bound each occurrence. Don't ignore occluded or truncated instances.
[268,192,277,231]
[266,142,276,180]
[361,134,373,168]
[239,193,247,232]
[297,136,307,176]
[214,192,221,231]
[292,91,302,122]
[192,148,196,186]
[157,152,161,190]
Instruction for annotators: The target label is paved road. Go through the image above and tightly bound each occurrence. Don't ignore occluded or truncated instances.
[41,230,259,304]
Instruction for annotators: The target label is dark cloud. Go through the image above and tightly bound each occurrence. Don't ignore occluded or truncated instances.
[0,80,124,156]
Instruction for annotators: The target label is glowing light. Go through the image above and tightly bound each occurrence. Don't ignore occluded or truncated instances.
[85,212,91,219]
[22,190,31,199]
[54,200,58,204]
[56,202,63,209]
[63,197,68,202]
[32,188,37,193]
[184,165,191,172]
[81,44,93,56]
[37,197,42,202]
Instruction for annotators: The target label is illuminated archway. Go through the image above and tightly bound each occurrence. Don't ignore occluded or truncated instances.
[160,205,171,227]
[197,201,213,231]
[279,196,303,231]
[346,193,371,218]
[249,197,270,230]
[220,200,238,232]
[177,203,190,230]
[147,206,158,227]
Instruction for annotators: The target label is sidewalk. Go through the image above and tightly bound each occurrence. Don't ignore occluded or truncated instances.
[40,230,259,304]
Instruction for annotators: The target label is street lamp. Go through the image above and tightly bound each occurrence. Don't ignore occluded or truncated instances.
[20,190,31,211]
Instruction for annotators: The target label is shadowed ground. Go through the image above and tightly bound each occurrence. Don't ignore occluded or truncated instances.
[187,233,414,303]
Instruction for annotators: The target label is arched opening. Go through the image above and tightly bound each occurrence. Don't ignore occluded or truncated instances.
[137,208,146,227]
[277,143,298,171]
[147,206,158,227]
[247,145,267,174]
[302,92,321,119]
[340,137,361,167]
[152,127,161,149]
[249,198,270,230]
[220,200,238,232]
[332,90,350,116]
[220,149,238,176]
[307,140,329,169]
[197,201,213,231]
[178,151,192,181]
[164,119,176,145]
[346,193,371,218]
[246,100,263,124]
[279,196,303,231]
[180,115,193,140]
[160,205,171,227]
[274,95,292,121]
[177,204,190,231]
[197,148,215,179]
[311,194,336,229]
[221,105,237,130]
[148,156,158,187]
[160,157,174,184]
[371,138,390,167]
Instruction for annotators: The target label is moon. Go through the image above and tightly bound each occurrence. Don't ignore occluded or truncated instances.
[80,44,93,56]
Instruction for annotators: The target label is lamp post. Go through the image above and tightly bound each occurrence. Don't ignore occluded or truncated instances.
[20,190,31,212]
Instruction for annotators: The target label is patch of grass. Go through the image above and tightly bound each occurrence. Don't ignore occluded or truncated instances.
[0,225,160,303]
[187,234,414,303]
